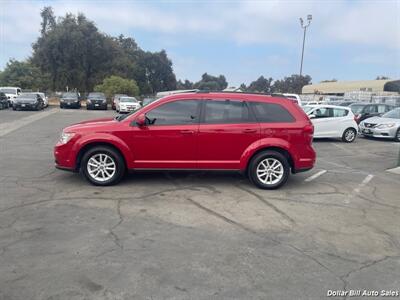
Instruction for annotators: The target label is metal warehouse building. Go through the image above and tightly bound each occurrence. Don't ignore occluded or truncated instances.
[302,79,400,95]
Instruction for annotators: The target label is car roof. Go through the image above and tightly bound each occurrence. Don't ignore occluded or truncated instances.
[160,91,290,103]
[303,104,351,109]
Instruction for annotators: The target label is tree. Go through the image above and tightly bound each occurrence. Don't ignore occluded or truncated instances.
[94,75,139,99]
[320,79,337,83]
[0,59,49,91]
[194,73,228,91]
[177,79,194,89]
[247,76,273,93]
[376,76,390,80]
[272,74,312,94]
[40,6,56,35]
[32,12,116,92]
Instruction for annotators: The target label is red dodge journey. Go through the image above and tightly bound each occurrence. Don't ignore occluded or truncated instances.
[54,92,316,189]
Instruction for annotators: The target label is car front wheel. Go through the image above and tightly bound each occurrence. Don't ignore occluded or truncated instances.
[81,146,125,186]
[342,128,357,143]
[248,150,290,189]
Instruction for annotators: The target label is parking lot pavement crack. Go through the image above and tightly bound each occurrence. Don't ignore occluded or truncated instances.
[185,197,261,237]
[185,196,344,285]
[340,256,399,300]
[108,199,124,250]
[237,185,297,226]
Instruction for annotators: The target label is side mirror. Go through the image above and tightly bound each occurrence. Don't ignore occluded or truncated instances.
[309,114,316,119]
[136,113,146,127]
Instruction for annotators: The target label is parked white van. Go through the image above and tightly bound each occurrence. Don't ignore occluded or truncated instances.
[0,87,22,106]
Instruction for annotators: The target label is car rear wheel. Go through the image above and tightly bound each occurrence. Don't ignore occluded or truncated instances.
[395,128,400,142]
[342,128,357,143]
[248,150,290,189]
[81,146,125,186]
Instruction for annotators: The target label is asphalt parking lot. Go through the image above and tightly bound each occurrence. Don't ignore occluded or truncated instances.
[0,108,399,300]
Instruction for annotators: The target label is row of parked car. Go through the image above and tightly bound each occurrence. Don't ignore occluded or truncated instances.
[59,92,149,112]
[0,88,49,111]
[302,102,400,142]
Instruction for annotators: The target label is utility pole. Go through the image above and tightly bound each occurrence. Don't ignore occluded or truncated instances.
[299,14,312,76]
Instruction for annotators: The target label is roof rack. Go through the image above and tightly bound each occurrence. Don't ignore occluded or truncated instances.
[195,90,287,97]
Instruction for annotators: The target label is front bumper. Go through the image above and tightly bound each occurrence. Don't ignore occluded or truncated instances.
[14,102,40,110]
[61,101,80,108]
[119,105,140,113]
[359,125,397,139]
[54,142,77,171]
[87,102,107,110]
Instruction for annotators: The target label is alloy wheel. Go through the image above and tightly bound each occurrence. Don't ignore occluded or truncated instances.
[256,158,284,185]
[86,153,116,182]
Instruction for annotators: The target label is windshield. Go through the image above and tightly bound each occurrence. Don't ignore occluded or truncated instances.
[302,106,314,113]
[0,88,17,94]
[88,93,105,99]
[350,105,365,114]
[62,92,77,99]
[382,108,400,119]
[120,97,137,103]
[18,93,36,99]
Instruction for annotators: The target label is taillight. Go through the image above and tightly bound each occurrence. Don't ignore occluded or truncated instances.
[304,123,314,143]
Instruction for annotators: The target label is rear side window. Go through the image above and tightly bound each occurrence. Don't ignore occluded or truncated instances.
[364,105,377,113]
[333,108,349,117]
[249,102,295,123]
[146,100,200,125]
[203,100,254,124]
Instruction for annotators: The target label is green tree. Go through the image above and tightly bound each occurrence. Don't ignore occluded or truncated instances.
[248,76,273,93]
[94,75,139,99]
[320,79,337,83]
[376,76,390,80]
[273,74,312,94]
[177,79,194,89]
[194,73,228,91]
[40,6,56,35]
[0,59,49,91]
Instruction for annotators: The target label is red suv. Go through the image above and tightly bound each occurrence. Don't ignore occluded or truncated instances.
[54,92,316,189]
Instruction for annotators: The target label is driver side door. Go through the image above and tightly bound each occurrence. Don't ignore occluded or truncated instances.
[130,99,201,169]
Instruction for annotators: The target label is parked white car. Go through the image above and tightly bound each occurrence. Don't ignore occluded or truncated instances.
[303,105,358,142]
[38,92,49,107]
[116,96,141,113]
[283,93,302,106]
[0,86,22,106]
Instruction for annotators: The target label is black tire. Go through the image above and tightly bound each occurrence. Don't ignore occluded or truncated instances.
[342,128,357,143]
[394,128,400,142]
[248,150,290,189]
[80,146,125,186]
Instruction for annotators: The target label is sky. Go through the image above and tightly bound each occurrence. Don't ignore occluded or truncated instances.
[0,0,399,86]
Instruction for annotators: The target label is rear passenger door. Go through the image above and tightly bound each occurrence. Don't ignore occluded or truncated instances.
[197,99,260,169]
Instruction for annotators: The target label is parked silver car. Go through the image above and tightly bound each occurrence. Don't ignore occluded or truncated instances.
[359,107,400,142]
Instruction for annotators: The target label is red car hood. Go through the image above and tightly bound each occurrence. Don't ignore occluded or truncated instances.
[65,117,117,131]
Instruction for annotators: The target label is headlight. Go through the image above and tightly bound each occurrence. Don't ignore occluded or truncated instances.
[59,132,75,144]
[376,123,395,129]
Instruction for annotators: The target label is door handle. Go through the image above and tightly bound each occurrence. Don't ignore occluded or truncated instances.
[181,130,194,134]
[243,129,257,133]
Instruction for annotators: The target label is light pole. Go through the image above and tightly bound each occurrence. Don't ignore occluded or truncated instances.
[299,14,312,76]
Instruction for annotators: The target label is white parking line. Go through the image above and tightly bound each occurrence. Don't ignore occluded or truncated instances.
[0,109,58,137]
[353,174,374,194]
[304,170,327,182]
